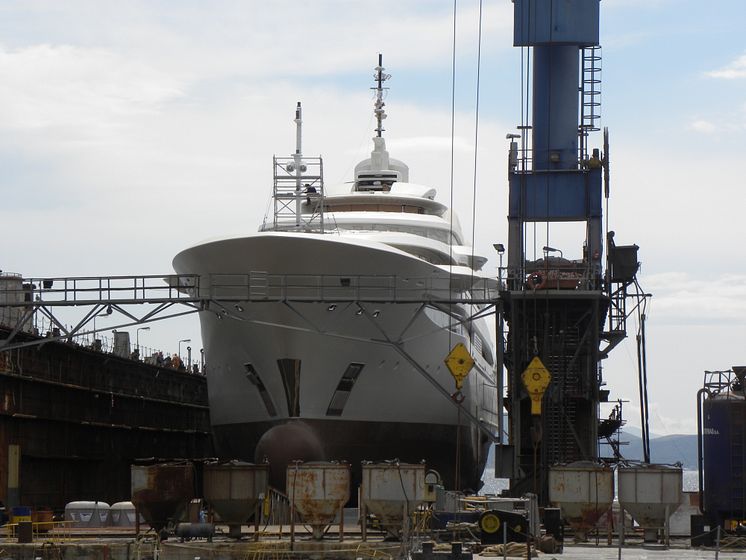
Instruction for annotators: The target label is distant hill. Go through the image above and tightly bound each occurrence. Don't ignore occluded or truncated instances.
[601,431,698,469]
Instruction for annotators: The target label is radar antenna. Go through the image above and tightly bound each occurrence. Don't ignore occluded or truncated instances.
[372,53,391,138]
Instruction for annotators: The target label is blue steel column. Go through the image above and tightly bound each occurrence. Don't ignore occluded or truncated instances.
[501,0,605,503]
[532,45,580,171]
[507,0,602,278]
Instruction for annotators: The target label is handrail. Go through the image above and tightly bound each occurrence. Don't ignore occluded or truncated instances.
[0,273,499,306]
[208,272,498,303]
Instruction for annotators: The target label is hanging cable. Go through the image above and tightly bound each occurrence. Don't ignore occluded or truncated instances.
[634,293,651,463]
[448,0,459,491]
[468,0,484,357]
[447,0,458,332]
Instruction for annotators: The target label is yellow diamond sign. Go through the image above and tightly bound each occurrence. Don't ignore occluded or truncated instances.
[445,342,475,391]
[521,356,551,416]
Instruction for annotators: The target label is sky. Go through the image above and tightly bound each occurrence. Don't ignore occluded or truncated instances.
[1,0,745,436]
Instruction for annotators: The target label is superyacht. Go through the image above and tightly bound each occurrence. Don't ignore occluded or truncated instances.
[173,59,499,491]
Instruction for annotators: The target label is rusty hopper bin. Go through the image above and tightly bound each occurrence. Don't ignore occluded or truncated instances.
[361,462,427,538]
[549,461,614,541]
[286,462,350,540]
[204,461,269,539]
[618,464,682,542]
[131,463,194,533]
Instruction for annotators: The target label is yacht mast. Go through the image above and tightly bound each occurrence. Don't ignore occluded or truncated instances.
[270,103,325,232]
[373,53,389,138]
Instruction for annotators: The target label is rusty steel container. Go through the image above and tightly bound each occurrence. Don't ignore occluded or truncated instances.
[549,461,614,541]
[361,462,427,537]
[286,462,350,540]
[0,272,27,330]
[203,461,269,539]
[618,464,682,542]
[131,463,194,531]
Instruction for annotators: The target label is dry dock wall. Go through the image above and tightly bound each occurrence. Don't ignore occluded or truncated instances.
[0,327,213,510]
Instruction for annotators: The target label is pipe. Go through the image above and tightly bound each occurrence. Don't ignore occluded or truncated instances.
[696,387,711,515]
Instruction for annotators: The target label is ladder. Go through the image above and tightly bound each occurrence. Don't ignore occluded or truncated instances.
[580,46,602,160]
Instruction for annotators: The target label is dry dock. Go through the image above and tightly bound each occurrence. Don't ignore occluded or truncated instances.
[0,326,212,510]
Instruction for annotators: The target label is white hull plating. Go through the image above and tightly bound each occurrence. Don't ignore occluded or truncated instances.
[174,233,498,489]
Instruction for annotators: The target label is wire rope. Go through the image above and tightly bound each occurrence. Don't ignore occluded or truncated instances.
[468,0,484,360]
[448,0,460,494]
[447,0,457,351]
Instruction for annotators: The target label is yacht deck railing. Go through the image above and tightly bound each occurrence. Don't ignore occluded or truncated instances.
[1,273,499,306]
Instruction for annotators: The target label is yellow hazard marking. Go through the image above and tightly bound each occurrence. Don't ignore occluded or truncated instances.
[521,356,551,416]
[444,342,475,391]
[480,512,501,534]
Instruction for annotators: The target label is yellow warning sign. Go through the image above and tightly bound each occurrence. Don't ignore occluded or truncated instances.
[445,342,475,390]
[521,356,551,416]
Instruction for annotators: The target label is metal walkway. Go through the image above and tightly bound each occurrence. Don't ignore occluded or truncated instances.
[0,271,499,347]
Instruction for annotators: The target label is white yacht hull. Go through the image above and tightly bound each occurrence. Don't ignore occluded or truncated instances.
[174,232,498,491]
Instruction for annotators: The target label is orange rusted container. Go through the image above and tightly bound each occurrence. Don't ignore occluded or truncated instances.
[549,461,614,541]
[361,462,427,538]
[131,462,194,531]
[31,509,54,533]
[286,462,350,540]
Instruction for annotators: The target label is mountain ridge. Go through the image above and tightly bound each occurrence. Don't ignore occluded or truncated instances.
[601,430,698,469]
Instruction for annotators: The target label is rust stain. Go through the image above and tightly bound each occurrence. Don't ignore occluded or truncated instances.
[287,464,350,537]
[131,464,194,530]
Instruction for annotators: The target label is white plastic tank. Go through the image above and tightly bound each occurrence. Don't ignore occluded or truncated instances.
[64,501,111,527]
[361,462,426,538]
[618,464,683,542]
[110,501,140,527]
[549,462,614,541]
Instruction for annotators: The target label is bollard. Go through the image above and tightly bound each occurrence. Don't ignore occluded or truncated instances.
[17,520,33,543]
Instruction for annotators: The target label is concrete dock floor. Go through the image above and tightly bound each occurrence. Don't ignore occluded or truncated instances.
[0,541,744,560]
[2,531,746,560]
[520,543,746,559]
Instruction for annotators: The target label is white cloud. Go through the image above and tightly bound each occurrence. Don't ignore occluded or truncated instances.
[0,44,183,133]
[687,118,717,134]
[621,401,698,436]
[706,53,746,79]
[645,272,746,325]
[387,136,474,153]
[5,2,511,82]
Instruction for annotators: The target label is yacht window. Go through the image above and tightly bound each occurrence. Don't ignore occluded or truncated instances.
[244,363,277,417]
[334,223,456,244]
[277,358,301,417]
[473,336,483,357]
[326,363,365,416]
[355,172,399,191]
